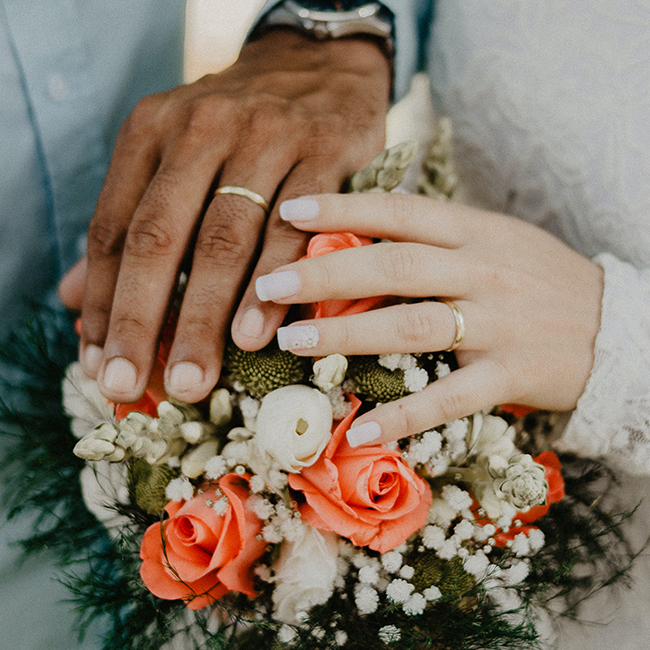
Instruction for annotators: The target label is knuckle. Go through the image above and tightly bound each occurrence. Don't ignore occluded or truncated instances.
[389,193,417,229]
[436,390,464,424]
[177,315,216,344]
[124,216,177,259]
[381,245,416,285]
[395,307,435,345]
[183,97,220,141]
[195,220,252,265]
[87,219,126,260]
[121,94,161,139]
[110,315,150,342]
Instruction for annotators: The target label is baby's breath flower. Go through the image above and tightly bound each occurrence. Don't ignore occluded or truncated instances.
[381,551,403,573]
[463,551,490,578]
[359,564,380,585]
[442,484,473,511]
[355,586,379,614]
[403,366,428,392]
[399,565,415,580]
[403,592,426,616]
[165,477,194,502]
[423,585,442,601]
[378,625,402,643]
[204,455,227,480]
[527,528,545,552]
[422,525,446,550]
[386,578,414,604]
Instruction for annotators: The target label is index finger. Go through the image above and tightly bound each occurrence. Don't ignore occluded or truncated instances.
[278,193,493,248]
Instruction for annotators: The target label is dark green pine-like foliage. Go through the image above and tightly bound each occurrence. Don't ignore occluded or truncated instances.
[0,310,640,650]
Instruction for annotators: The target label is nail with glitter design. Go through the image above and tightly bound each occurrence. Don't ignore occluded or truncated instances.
[277,325,320,351]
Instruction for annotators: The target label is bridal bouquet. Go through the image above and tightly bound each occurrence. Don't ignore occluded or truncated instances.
[0,132,637,650]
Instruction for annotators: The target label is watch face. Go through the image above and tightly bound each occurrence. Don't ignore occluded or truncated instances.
[293,0,376,10]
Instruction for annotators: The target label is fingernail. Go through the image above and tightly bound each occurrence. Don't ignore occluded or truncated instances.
[277,325,320,351]
[81,344,103,377]
[256,270,301,302]
[102,357,138,394]
[279,198,320,222]
[347,421,382,447]
[238,308,265,339]
[168,362,205,393]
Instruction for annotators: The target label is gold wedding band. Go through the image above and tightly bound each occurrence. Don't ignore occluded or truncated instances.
[442,300,465,352]
[214,185,270,213]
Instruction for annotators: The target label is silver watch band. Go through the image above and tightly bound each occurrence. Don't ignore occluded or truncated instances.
[253,0,394,55]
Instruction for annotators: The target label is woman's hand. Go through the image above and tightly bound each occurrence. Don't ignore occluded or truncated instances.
[59,30,390,406]
[254,193,604,446]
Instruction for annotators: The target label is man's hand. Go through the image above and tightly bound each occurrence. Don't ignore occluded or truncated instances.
[60,29,391,405]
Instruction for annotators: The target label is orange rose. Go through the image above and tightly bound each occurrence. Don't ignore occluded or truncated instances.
[139,473,266,610]
[303,232,389,319]
[288,396,432,553]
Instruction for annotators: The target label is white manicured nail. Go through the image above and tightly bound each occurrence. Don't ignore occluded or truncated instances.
[277,325,320,351]
[102,357,137,394]
[280,198,320,221]
[238,308,265,338]
[168,362,204,393]
[346,421,382,447]
[81,344,103,377]
[256,270,301,302]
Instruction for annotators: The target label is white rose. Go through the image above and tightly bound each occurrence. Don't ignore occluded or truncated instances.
[272,527,339,624]
[254,385,333,473]
[467,412,516,460]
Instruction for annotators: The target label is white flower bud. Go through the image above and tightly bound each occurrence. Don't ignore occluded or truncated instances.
[181,439,221,478]
[312,354,348,392]
[179,421,207,444]
[209,388,232,425]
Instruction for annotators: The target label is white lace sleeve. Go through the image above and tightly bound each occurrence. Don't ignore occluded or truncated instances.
[557,253,650,475]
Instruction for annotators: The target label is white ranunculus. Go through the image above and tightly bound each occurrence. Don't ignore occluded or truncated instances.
[272,527,339,624]
[254,385,333,473]
[62,362,115,439]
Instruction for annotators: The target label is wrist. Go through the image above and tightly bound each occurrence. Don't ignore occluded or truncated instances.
[239,28,391,100]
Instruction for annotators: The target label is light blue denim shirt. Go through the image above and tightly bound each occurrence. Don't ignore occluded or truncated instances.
[0,0,185,337]
[0,2,184,648]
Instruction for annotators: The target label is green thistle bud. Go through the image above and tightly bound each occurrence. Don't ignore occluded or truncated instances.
[128,458,179,515]
[346,355,409,403]
[410,553,474,597]
[223,338,309,398]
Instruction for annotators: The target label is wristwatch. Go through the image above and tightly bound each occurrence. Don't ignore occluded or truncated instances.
[250,0,394,56]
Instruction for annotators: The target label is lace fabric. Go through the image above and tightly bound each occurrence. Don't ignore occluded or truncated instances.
[426,0,650,475]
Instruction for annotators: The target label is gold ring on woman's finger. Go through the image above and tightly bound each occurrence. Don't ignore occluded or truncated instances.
[214,185,270,213]
[442,300,465,352]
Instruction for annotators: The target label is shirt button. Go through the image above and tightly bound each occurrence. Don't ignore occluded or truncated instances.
[48,73,69,102]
